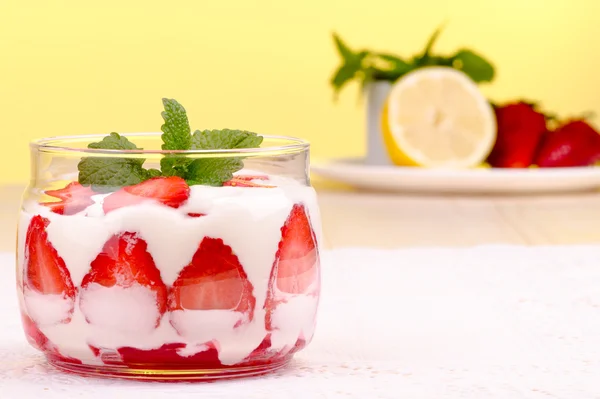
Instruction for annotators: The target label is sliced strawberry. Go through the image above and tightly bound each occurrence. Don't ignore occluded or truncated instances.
[187,212,206,218]
[116,342,221,368]
[289,337,307,355]
[24,215,76,301]
[168,237,255,317]
[232,174,269,181]
[264,204,319,331]
[45,182,93,201]
[80,232,168,327]
[223,177,275,188]
[242,335,284,365]
[21,311,82,364]
[241,335,276,365]
[103,176,190,213]
[21,311,50,351]
[97,338,293,369]
[42,182,95,215]
[241,334,302,366]
[534,120,600,167]
[271,204,319,294]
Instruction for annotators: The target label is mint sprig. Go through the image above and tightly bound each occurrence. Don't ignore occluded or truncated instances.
[159,98,193,178]
[77,99,263,190]
[191,129,263,150]
[160,98,192,151]
[184,129,263,185]
[330,26,495,97]
[77,133,158,192]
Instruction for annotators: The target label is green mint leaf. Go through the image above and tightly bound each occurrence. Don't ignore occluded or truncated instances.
[77,133,151,192]
[78,158,152,193]
[185,158,243,186]
[146,168,162,178]
[331,62,362,92]
[333,32,355,61]
[330,33,370,94]
[451,49,494,83]
[88,132,139,151]
[331,51,368,94]
[412,55,454,68]
[377,53,410,69]
[191,129,263,150]
[422,25,444,56]
[160,98,192,150]
[160,156,193,178]
[413,25,445,67]
[182,129,263,186]
[369,69,403,81]
[159,98,193,176]
[371,54,414,81]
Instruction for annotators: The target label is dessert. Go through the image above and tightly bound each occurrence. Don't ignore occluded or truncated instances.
[17,99,321,379]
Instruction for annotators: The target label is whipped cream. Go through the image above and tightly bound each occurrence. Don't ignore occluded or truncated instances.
[18,176,321,366]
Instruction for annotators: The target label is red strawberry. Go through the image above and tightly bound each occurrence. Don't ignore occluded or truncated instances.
[116,342,221,368]
[90,342,222,368]
[232,174,269,181]
[187,213,206,218]
[245,335,274,361]
[241,335,281,365]
[288,337,308,355]
[487,102,548,168]
[21,312,82,364]
[42,182,95,215]
[223,177,274,188]
[242,335,305,366]
[80,232,168,327]
[264,204,319,330]
[534,120,600,167]
[271,204,319,295]
[103,176,190,213]
[24,215,76,304]
[168,237,255,316]
[21,311,51,351]
[97,337,292,369]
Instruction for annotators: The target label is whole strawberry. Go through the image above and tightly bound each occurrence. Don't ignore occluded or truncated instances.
[487,102,548,168]
[534,120,600,167]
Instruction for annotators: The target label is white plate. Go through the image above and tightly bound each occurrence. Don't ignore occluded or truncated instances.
[311,157,600,194]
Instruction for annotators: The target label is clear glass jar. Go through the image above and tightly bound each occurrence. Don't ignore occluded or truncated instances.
[17,133,321,380]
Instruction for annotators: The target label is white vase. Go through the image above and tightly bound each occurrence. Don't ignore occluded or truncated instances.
[364,81,393,165]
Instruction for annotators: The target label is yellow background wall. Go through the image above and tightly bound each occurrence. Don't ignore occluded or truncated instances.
[1,0,598,184]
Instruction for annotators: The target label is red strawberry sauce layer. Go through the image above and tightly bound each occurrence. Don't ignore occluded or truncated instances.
[20,177,320,368]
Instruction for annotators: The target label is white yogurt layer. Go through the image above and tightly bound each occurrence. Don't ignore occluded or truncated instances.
[17,176,321,366]
[79,284,162,334]
[23,289,74,327]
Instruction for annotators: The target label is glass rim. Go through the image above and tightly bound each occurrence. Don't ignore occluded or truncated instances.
[30,132,310,156]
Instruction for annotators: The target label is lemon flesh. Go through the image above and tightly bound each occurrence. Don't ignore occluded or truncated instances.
[381,67,497,168]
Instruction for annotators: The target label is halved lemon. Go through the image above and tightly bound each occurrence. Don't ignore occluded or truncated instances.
[381,67,496,168]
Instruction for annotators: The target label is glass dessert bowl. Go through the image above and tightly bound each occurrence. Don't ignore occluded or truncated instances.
[16,100,321,380]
